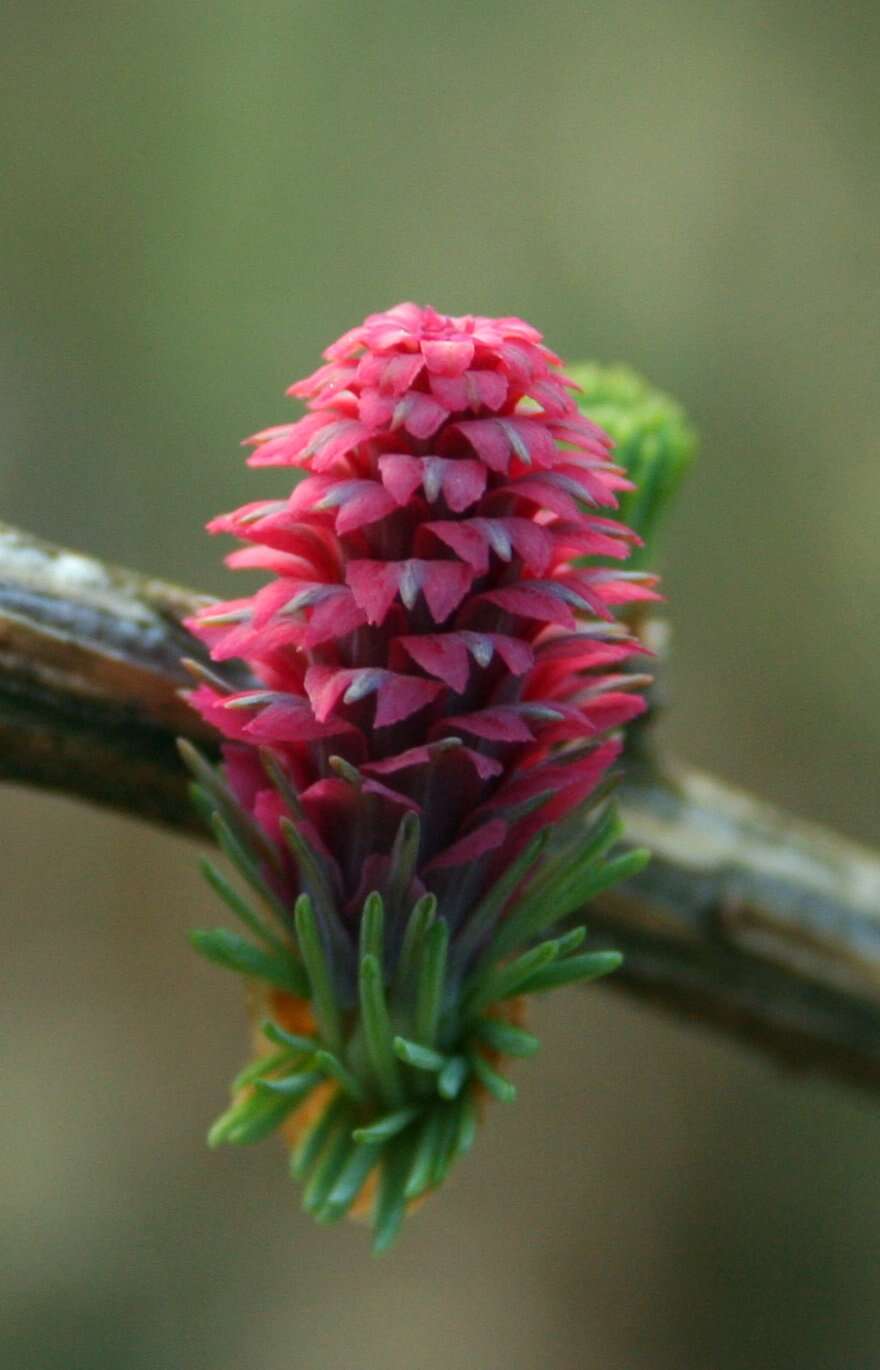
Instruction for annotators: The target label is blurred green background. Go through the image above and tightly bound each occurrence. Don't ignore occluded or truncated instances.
[2,3,879,1367]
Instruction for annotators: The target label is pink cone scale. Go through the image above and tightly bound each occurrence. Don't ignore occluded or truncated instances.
[183,304,658,1250]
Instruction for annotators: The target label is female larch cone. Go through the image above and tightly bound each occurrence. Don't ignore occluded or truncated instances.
[182,303,658,1251]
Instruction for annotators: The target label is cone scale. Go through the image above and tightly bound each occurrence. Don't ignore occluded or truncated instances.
[183,304,658,1250]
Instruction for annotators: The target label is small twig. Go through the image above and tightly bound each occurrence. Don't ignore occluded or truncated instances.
[2,521,880,1090]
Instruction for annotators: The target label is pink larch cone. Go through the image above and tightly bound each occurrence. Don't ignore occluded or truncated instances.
[182,303,659,1250]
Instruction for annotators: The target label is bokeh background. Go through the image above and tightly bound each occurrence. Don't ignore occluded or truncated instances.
[2,3,879,1367]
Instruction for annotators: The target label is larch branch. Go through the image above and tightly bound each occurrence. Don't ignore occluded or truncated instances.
[2,521,879,1090]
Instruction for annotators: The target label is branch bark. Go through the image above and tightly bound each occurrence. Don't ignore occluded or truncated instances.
[2,521,880,1091]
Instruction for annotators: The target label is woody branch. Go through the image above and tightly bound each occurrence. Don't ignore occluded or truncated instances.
[2,520,880,1090]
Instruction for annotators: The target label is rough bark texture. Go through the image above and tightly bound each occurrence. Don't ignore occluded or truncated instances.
[2,520,880,1090]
